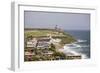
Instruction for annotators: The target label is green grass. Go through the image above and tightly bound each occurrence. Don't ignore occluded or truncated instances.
[24,29,76,44]
[25,29,65,38]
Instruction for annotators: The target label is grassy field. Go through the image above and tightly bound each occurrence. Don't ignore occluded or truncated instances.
[24,29,76,44]
[25,30,64,37]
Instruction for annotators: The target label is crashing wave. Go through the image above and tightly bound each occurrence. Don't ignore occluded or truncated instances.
[77,39,87,43]
[63,43,88,59]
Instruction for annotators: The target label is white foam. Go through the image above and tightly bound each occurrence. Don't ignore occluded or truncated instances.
[77,39,87,43]
[81,54,87,59]
[73,43,89,48]
[63,45,88,59]
[63,46,80,55]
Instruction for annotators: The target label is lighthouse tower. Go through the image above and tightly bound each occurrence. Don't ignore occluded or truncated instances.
[55,25,58,30]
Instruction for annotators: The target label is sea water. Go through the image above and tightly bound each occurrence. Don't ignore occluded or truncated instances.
[64,30,90,59]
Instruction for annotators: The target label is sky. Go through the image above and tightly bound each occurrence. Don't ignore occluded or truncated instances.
[24,11,90,30]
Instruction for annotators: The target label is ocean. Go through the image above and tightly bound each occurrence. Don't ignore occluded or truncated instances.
[64,30,90,59]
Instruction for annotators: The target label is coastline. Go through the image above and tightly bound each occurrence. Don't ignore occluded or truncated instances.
[24,29,90,61]
[58,40,88,59]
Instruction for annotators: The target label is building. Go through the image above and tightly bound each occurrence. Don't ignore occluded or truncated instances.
[26,37,52,49]
[43,51,53,56]
[26,34,61,50]
[36,38,51,49]
[24,51,35,61]
[26,38,37,48]
[25,51,35,56]
[50,38,61,44]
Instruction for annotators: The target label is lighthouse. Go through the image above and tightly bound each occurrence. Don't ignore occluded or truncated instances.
[55,25,58,30]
